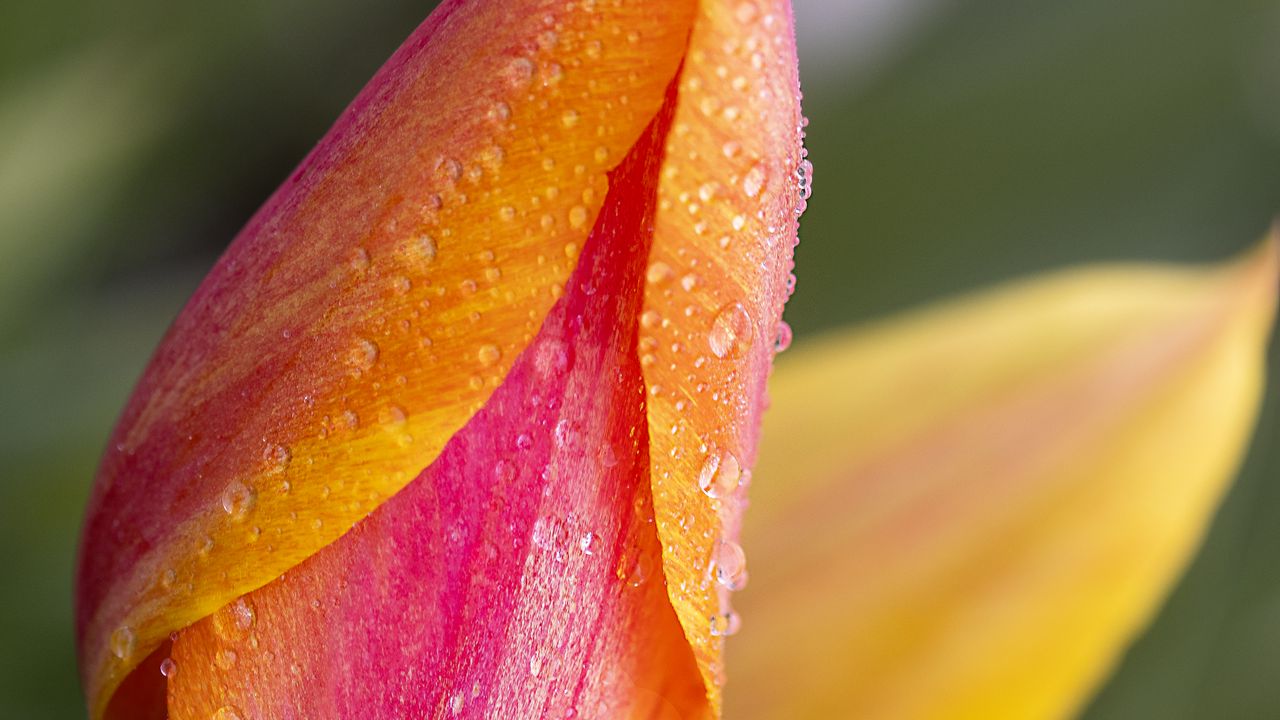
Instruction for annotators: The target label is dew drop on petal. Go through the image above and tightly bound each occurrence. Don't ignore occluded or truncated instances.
[715,539,749,591]
[773,320,793,353]
[710,610,742,637]
[646,261,674,285]
[478,344,501,367]
[698,451,742,499]
[708,303,753,358]
[415,234,438,264]
[348,337,379,373]
[159,657,177,678]
[742,162,765,198]
[214,649,238,670]
[221,481,256,519]
[109,626,135,660]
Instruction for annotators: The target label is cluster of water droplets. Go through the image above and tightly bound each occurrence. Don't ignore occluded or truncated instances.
[627,0,813,661]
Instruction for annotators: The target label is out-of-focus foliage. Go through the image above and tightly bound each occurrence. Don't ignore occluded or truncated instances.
[0,0,1276,717]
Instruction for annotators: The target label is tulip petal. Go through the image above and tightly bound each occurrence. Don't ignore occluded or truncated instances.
[163,85,709,720]
[77,3,699,717]
[726,234,1279,719]
[639,0,805,706]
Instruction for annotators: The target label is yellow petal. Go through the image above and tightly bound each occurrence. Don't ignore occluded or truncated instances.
[727,231,1278,720]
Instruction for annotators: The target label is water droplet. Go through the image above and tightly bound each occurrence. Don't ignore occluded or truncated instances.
[379,405,408,427]
[640,310,661,329]
[698,182,720,202]
[529,653,544,677]
[449,693,465,715]
[498,205,517,221]
[680,273,699,292]
[646,261,674,285]
[742,162,765,198]
[493,459,516,484]
[593,146,609,164]
[568,205,589,228]
[580,532,601,555]
[262,443,291,473]
[715,539,749,591]
[710,610,742,637]
[221,481,256,519]
[478,344,502,367]
[348,337,379,373]
[599,444,619,469]
[773,321,793,352]
[708,303,753,358]
[561,109,580,128]
[735,1,759,23]
[698,452,742,499]
[214,648,238,670]
[534,338,571,378]
[506,57,535,88]
[109,626,135,660]
[438,157,462,182]
[348,247,370,271]
[796,158,813,207]
[487,102,511,124]
[159,657,177,678]
[554,419,580,449]
[213,597,256,641]
[414,234,438,263]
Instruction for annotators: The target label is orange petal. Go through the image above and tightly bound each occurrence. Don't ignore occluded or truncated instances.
[168,98,708,720]
[727,234,1279,719]
[640,0,805,708]
[76,2,696,717]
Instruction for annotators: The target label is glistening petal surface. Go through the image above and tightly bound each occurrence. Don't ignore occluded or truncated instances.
[640,0,805,705]
[168,98,709,720]
[75,1,696,716]
[727,236,1278,720]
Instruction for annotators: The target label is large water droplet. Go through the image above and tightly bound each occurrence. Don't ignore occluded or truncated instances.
[109,626,136,660]
[221,481,256,519]
[708,303,753,358]
[159,657,178,678]
[646,261,674,285]
[414,234,438,264]
[478,344,501,367]
[715,540,749,591]
[773,320,793,353]
[262,443,291,473]
[698,452,742,499]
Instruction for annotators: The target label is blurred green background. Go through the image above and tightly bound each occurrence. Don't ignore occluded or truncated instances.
[1,0,1277,716]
